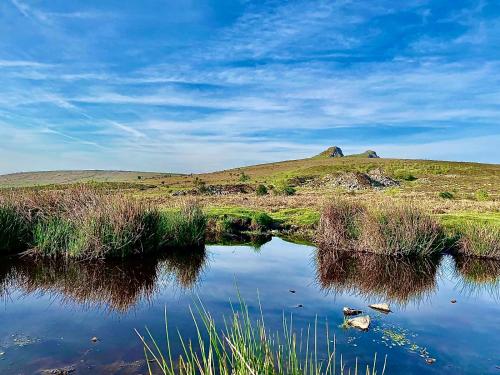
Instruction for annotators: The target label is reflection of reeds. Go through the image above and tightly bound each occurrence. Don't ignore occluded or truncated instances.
[0,247,207,312]
[454,255,500,300]
[315,247,440,306]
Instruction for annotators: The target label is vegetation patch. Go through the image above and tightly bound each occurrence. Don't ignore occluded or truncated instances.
[317,199,445,257]
[137,294,386,375]
[0,188,206,259]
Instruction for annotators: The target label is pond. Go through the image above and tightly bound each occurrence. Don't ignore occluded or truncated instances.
[0,238,499,374]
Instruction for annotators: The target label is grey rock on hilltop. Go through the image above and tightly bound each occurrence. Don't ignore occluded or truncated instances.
[317,146,344,158]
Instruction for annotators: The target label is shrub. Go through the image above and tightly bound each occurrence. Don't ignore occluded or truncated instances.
[193,177,208,194]
[474,190,489,201]
[256,184,268,196]
[274,181,296,196]
[393,169,417,181]
[251,212,274,231]
[439,191,454,199]
[239,171,250,182]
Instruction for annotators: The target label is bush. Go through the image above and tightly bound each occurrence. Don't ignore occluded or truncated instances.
[274,181,296,196]
[239,171,250,182]
[256,184,268,196]
[393,169,417,181]
[251,212,274,231]
[474,190,489,201]
[439,191,454,199]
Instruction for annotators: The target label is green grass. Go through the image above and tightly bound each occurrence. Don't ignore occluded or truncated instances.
[0,204,32,254]
[317,200,445,257]
[0,188,207,258]
[137,293,386,375]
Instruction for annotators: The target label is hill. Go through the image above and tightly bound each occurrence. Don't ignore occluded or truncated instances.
[0,170,178,188]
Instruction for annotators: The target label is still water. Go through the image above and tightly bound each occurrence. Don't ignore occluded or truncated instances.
[0,238,499,374]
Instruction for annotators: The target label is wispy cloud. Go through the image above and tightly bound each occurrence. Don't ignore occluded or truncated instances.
[0,0,499,173]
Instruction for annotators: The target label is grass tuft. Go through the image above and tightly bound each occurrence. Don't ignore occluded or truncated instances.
[137,293,386,375]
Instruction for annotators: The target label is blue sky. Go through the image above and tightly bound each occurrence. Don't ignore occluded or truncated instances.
[0,0,499,173]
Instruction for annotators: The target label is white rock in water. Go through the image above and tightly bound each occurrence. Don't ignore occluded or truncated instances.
[369,303,391,313]
[343,307,362,316]
[347,315,370,330]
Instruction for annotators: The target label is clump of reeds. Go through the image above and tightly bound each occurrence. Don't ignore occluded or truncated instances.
[158,201,207,249]
[360,205,445,257]
[316,199,364,250]
[0,202,32,254]
[137,295,386,375]
[316,199,445,257]
[0,187,207,258]
[456,223,500,259]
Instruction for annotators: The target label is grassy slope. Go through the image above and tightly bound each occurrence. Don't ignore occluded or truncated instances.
[0,170,180,188]
[1,156,499,231]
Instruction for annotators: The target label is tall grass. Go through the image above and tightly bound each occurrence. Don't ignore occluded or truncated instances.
[0,187,207,258]
[0,203,32,254]
[317,199,445,257]
[137,295,386,375]
[456,223,500,259]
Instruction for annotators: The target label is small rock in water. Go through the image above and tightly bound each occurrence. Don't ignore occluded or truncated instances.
[369,303,391,313]
[451,299,457,304]
[425,358,436,365]
[91,337,99,343]
[40,366,76,375]
[289,289,296,293]
[347,316,370,331]
[296,304,303,308]
[343,307,362,316]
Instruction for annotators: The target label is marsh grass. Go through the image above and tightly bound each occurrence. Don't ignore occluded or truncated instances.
[456,223,500,259]
[317,200,445,256]
[137,294,386,375]
[0,187,206,258]
[0,203,32,254]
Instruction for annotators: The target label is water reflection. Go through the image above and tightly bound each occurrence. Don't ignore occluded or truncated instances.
[0,247,207,312]
[315,247,441,306]
[453,255,500,300]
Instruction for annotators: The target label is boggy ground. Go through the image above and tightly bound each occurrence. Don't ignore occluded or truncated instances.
[0,155,498,258]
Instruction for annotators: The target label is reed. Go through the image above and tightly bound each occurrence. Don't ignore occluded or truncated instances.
[137,294,386,375]
[0,187,207,258]
[456,223,500,259]
[317,199,445,257]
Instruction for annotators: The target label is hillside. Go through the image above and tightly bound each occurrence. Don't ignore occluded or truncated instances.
[0,170,177,188]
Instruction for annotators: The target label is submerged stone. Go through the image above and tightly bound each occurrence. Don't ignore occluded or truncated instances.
[347,315,371,330]
[369,303,391,313]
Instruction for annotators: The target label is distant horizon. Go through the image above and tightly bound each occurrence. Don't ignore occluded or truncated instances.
[1,0,499,174]
[1,146,498,177]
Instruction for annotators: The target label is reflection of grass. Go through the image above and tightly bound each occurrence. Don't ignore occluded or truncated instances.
[454,255,500,300]
[137,294,386,375]
[316,249,440,306]
[0,247,207,312]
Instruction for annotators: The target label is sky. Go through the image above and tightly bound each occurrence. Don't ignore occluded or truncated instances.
[0,0,499,174]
